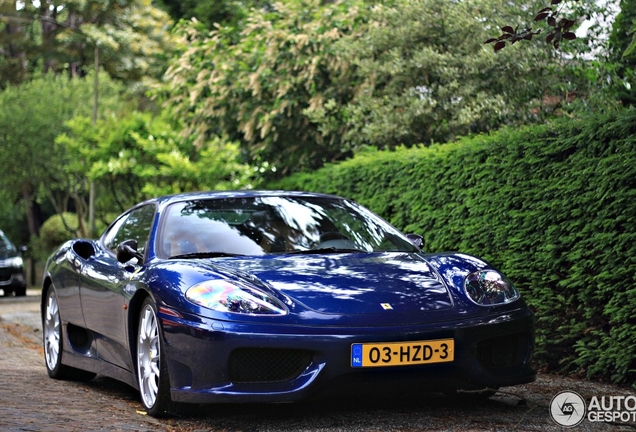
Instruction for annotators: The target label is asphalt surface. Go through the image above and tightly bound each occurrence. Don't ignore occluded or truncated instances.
[1,290,635,431]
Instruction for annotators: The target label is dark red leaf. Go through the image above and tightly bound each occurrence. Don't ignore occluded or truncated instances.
[494,41,506,52]
[551,0,561,4]
[547,16,556,26]
[563,19,575,30]
[501,26,515,33]
[563,32,577,40]
[484,38,498,44]
[546,33,555,43]
[524,33,534,41]
[534,12,549,21]
[498,33,512,40]
[553,40,560,49]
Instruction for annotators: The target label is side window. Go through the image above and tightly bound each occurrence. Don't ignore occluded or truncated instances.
[103,205,156,256]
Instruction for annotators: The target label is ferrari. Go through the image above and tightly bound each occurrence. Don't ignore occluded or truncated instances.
[41,190,535,417]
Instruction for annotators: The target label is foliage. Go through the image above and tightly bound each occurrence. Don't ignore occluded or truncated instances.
[59,0,176,84]
[163,0,609,178]
[57,111,254,218]
[608,0,636,106]
[267,108,636,387]
[0,72,128,237]
[0,0,175,88]
[37,212,79,259]
[485,0,579,51]
[161,0,367,177]
[329,0,603,152]
[155,0,268,32]
[0,188,27,245]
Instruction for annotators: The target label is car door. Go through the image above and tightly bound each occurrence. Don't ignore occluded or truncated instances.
[79,204,156,371]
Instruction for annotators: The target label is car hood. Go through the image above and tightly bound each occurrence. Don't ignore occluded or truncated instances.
[214,252,453,315]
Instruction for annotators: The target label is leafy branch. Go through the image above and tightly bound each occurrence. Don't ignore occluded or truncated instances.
[485,0,579,51]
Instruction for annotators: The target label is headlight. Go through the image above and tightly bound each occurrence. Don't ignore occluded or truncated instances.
[2,257,23,269]
[186,280,287,315]
[464,270,519,306]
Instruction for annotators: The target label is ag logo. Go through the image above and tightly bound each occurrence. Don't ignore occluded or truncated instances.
[550,391,586,427]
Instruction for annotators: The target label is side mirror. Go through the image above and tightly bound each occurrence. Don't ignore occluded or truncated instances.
[116,239,144,264]
[19,245,28,255]
[405,233,424,249]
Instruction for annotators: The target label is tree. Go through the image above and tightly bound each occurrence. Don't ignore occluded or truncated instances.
[0,1,35,87]
[485,0,579,51]
[57,112,253,222]
[155,0,269,31]
[608,0,636,105]
[315,0,607,151]
[0,72,128,239]
[162,0,367,178]
[0,0,175,88]
[162,0,608,178]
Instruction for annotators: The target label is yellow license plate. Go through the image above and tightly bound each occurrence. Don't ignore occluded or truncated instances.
[351,339,454,367]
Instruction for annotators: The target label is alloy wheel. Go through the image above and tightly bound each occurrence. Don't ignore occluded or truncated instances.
[138,303,161,409]
[44,290,61,371]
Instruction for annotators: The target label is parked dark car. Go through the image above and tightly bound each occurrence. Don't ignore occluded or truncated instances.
[42,191,535,417]
[0,229,27,297]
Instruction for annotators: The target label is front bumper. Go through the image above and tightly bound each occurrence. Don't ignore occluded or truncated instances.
[160,307,535,404]
[0,267,26,294]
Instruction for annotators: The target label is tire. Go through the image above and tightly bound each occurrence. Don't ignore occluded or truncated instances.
[137,297,174,417]
[14,285,26,297]
[43,287,96,381]
[2,287,13,296]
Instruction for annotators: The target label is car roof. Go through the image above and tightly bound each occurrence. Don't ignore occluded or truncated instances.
[139,190,345,209]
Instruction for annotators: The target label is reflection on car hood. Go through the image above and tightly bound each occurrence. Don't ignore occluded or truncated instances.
[218,252,453,315]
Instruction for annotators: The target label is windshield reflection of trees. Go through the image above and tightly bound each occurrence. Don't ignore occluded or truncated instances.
[165,197,417,256]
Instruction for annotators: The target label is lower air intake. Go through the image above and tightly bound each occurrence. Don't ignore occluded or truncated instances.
[229,348,313,384]
[477,333,532,371]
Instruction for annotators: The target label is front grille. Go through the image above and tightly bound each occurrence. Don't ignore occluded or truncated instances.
[477,333,531,371]
[229,348,312,384]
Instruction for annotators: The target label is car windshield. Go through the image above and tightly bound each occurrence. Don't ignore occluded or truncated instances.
[0,232,17,259]
[158,196,418,258]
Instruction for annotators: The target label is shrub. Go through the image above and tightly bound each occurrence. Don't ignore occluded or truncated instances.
[37,213,81,259]
[267,109,636,387]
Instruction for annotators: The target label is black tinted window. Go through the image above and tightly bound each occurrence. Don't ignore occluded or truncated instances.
[103,205,156,256]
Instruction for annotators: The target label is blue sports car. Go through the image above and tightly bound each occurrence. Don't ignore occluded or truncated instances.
[41,191,535,417]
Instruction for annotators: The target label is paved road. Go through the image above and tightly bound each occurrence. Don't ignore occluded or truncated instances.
[1,291,635,431]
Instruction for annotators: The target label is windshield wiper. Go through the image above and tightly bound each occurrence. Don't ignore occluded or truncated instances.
[169,252,245,259]
[287,247,365,255]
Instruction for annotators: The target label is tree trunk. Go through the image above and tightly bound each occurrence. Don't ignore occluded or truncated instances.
[21,182,38,239]
[21,182,39,287]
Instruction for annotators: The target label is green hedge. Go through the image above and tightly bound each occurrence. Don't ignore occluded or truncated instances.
[267,109,636,387]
